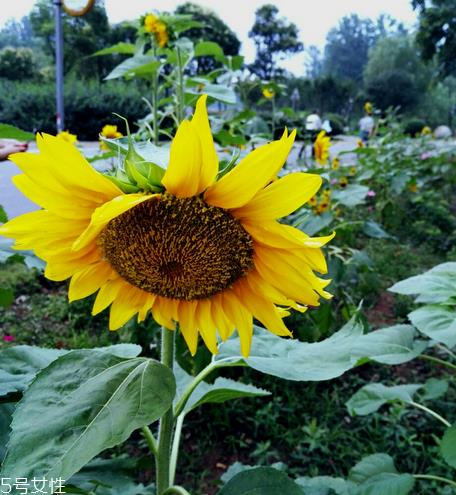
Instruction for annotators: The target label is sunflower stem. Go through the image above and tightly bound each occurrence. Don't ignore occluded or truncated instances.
[176,46,185,123]
[141,426,158,457]
[419,354,456,372]
[156,327,175,494]
[409,401,451,427]
[169,413,185,485]
[151,46,159,145]
[413,474,456,488]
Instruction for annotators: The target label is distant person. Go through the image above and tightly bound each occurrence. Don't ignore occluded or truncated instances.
[300,111,322,159]
[0,139,28,161]
[359,113,375,144]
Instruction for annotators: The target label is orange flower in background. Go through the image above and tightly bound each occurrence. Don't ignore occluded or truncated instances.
[0,96,333,357]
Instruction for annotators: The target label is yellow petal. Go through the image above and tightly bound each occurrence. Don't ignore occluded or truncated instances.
[92,277,126,315]
[205,129,296,209]
[109,286,146,330]
[232,172,322,220]
[137,294,157,322]
[222,290,253,357]
[161,120,202,197]
[72,194,156,251]
[178,300,199,355]
[68,262,114,302]
[151,296,177,330]
[233,278,292,337]
[191,95,218,191]
[195,299,218,354]
[211,293,234,341]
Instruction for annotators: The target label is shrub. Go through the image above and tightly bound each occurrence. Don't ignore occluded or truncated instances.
[0,78,148,139]
[403,117,426,137]
[0,46,36,80]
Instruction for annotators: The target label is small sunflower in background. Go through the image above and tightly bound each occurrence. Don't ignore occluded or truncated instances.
[357,139,364,148]
[339,177,348,189]
[349,166,357,176]
[314,130,330,166]
[421,126,432,136]
[331,157,340,170]
[144,13,169,47]
[56,131,77,144]
[364,101,373,114]
[262,87,275,99]
[1,95,333,357]
[99,124,123,151]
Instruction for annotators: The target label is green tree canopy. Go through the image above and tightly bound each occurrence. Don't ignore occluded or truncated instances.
[0,47,36,80]
[413,0,456,77]
[175,2,241,74]
[248,4,303,79]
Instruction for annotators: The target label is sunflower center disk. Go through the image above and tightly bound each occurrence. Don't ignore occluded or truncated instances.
[99,194,254,300]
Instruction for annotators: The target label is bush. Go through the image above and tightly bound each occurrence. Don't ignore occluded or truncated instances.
[0,78,148,139]
[403,117,426,137]
[0,46,36,80]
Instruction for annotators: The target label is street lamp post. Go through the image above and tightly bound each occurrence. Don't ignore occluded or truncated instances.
[54,0,64,133]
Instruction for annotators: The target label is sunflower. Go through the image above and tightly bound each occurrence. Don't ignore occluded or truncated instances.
[100,124,123,150]
[262,88,275,99]
[0,95,332,357]
[314,130,330,165]
[331,157,340,170]
[144,13,169,47]
[364,101,373,114]
[56,131,77,144]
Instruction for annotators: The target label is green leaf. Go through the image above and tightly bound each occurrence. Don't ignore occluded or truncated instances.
[420,378,449,401]
[194,41,225,61]
[295,212,334,236]
[349,454,397,483]
[0,205,7,223]
[105,56,160,80]
[351,325,427,365]
[218,467,304,495]
[362,221,393,239]
[186,83,237,105]
[332,185,369,207]
[1,349,176,480]
[93,42,136,56]
[295,476,354,494]
[388,263,456,304]
[0,404,14,462]
[408,305,456,347]
[440,424,456,468]
[174,366,270,415]
[346,383,422,416]
[355,473,415,495]
[0,123,34,141]
[217,314,363,381]
[0,344,141,399]
[68,457,151,495]
[0,288,14,308]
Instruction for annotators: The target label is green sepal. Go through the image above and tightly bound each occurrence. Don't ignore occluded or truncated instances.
[105,175,140,194]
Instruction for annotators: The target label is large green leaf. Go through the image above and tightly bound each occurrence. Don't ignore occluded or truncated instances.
[0,123,34,141]
[1,349,175,481]
[408,305,456,347]
[174,365,269,415]
[351,325,427,365]
[349,454,397,483]
[217,315,363,381]
[295,212,333,236]
[0,344,141,399]
[440,424,456,468]
[362,221,393,239]
[105,56,160,80]
[389,262,456,304]
[218,467,304,495]
[332,185,369,207]
[420,378,449,401]
[295,476,354,494]
[68,457,151,495]
[194,41,225,61]
[93,42,136,56]
[186,83,237,104]
[0,404,14,463]
[346,383,422,416]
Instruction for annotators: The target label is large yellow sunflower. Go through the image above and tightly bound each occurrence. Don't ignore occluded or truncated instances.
[0,95,332,357]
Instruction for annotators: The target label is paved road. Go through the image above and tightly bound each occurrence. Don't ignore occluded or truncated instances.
[0,136,359,220]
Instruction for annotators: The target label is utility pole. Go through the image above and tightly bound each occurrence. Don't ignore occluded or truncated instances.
[54,0,64,133]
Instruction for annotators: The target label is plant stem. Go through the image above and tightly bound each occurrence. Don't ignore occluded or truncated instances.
[169,414,185,485]
[161,486,192,495]
[151,47,159,145]
[176,46,185,123]
[414,474,456,488]
[141,425,158,456]
[409,401,451,427]
[436,343,456,360]
[420,354,456,372]
[271,97,276,139]
[156,327,175,494]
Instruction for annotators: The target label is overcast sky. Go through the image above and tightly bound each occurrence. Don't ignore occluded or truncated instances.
[1,0,418,73]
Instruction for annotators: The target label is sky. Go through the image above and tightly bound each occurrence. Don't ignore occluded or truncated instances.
[1,0,418,74]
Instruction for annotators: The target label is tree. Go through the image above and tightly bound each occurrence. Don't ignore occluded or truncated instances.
[304,45,323,79]
[248,4,303,79]
[324,14,378,82]
[366,70,420,111]
[0,47,36,80]
[413,0,456,77]
[364,34,433,93]
[0,17,35,49]
[175,2,241,74]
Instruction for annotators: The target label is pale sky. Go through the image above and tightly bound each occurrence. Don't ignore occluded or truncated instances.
[1,0,418,73]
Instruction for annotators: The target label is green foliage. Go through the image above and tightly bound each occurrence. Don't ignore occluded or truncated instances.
[366,70,420,111]
[403,117,426,137]
[440,424,456,469]
[0,46,36,80]
[1,348,176,480]
[248,4,303,79]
